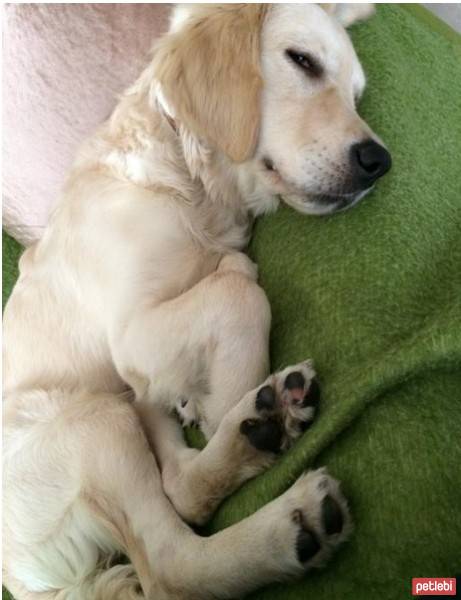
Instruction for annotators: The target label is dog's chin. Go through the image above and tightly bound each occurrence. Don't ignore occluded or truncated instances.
[280,188,373,216]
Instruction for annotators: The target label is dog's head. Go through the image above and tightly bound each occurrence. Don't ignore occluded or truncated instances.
[155,3,391,215]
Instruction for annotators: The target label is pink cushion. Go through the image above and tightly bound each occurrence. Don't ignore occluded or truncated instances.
[3,4,171,245]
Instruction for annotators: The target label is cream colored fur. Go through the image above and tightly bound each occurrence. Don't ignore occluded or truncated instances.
[3,4,377,598]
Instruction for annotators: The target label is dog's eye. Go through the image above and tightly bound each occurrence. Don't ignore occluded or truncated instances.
[286,49,323,78]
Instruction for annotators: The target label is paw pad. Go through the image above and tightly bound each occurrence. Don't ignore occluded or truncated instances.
[285,371,306,392]
[293,508,322,563]
[255,385,276,411]
[321,495,344,535]
[303,377,320,407]
[240,418,283,453]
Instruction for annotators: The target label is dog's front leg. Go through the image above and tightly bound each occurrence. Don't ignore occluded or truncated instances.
[111,254,321,525]
[138,361,320,525]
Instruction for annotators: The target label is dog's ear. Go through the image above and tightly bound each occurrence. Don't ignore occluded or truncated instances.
[321,4,375,27]
[154,4,267,163]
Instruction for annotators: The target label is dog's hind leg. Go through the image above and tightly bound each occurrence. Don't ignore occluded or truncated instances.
[4,389,349,600]
[84,409,351,600]
[79,401,351,600]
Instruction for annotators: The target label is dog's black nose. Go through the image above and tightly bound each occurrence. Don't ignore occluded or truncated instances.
[351,140,392,184]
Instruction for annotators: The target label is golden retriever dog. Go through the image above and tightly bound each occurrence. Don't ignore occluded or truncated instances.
[3,4,392,599]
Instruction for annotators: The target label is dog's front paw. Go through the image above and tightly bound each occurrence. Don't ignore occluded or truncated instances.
[276,361,320,443]
[239,361,320,452]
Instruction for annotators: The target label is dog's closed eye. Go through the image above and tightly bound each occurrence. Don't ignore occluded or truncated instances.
[285,49,324,78]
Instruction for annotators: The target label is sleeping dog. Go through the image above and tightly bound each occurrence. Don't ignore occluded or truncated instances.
[3,4,391,599]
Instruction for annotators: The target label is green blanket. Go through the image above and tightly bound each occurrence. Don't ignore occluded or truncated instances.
[206,4,461,599]
[3,5,461,600]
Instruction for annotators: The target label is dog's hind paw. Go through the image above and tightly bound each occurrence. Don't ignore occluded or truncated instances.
[281,468,352,570]
[241,468,351,577]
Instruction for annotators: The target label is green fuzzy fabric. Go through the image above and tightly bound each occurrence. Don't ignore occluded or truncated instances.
[204,4,461,600]
[2,5,461,600]
[2,233,22,312]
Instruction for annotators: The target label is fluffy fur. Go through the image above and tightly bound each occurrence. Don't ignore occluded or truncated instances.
[3,4,382,599]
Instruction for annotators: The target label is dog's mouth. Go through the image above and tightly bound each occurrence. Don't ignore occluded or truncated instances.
[262,156,375,216]
[279,187,373,216]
